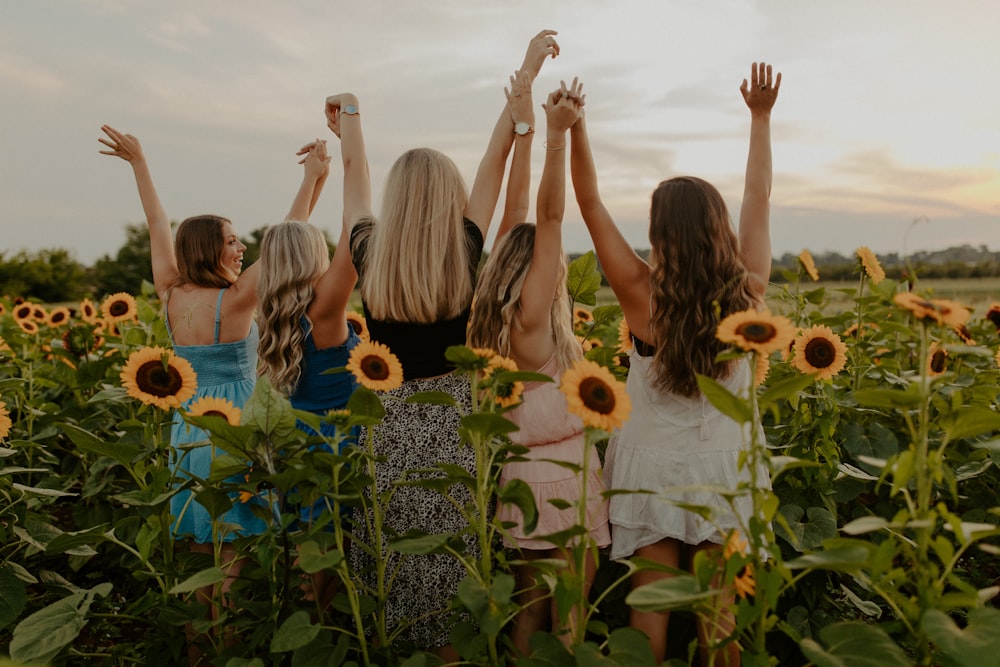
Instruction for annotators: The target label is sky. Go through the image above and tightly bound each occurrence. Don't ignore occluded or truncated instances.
[2,0,998,266]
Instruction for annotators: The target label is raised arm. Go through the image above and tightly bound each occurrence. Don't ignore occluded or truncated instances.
[99,125,179,298]
[287,138,331,222]
[569,112,653,339]
[513,81,584,367]
[737,61,780,300]
[325,93,372,232]
[492,69,536,248]
[466,30,560,236]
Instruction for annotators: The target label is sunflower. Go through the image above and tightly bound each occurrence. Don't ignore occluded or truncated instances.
[856,246,885,284]
[31,304,47,322]
[323,408,352,430]
[723,531,754,598]
[346,340,403,391]
[16,318,39,335]
[560,358,631,431]
[575,335,593,353]
[733,563,756,599]
[953,324,976,346]
[345,310,369,340]
[927,342,947,377]
[617,318,633,353]
[12,303,33,321]
[931,299,970,328]
[573,306,594,328]
[483,355,524,408]
[798,249,819,281]
[893,293,971,327]
[716,309,797,355]
[791,325,848,381]
[120,346,198,410]
[78,298,100,324]
[186,396,242,426]
[0,400,11,440]
[101,292,138,323]
[754,352,770,386]
[894,292,939,321]
[238,490,255,504]
[62,326,100,358]
[844,322,878,339]
[46,306,72,328]
[0,336,9,353]
[985,303,1000,331]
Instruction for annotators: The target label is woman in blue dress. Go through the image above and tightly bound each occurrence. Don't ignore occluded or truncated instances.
[99,124,328,663]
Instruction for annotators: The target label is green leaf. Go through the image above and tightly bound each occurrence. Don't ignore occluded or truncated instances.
[0,566,26,630]
[296,542,343,573]
[194,486,233,519]
[696,375,753,424]
[625,573,716,612]
[404,390,458,407]
[460,412,520,437]
[853,385,924,409]
[58,421,142,465]
[799,622,910,667]
[758,372,816,410]
[841,516,889,535]
[497,477,538,534]
[271,610,321,653]
[785,540,874,572]
[169,567,226,594]
[389,533,463,555]
[923,607,1000,667]
[567,251,602,306]
[940,406,1000,443]
[9,584,111,664]
[242,376,300,440]
[346,386,386,425]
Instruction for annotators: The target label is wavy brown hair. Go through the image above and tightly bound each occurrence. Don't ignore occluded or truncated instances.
[647,177,757,396]
[467,224,580,371]
[174,215,236,288]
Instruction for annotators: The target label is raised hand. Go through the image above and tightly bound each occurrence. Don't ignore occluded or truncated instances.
[520,29,559,79]
[739,62,781,114]
[98,125,145,164]
[505,69,535,131]
[544,78,585,135]
[324,93,359,138]
[296,138,331,179]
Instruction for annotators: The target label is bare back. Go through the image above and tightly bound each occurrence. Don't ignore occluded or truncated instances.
[165,285,255,346]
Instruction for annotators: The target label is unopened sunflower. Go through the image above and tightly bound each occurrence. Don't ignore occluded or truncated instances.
[121,346,198,410]
[0,400,11,440]
[78,298,100,324]
[345,310,369,340]
[856,246,885,284]
[792,325,848,381]
[346,340,403,391]
[716,309,796,355]
[617,318,633,353]
[798,249,820,281]
[560,358,631,431]
[62,326,100,358]
[101,292,138,323]
[926,342,947,377]
[46,306,71,328]
[186,396,242,426]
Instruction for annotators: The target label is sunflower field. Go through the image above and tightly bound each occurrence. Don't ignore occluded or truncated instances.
[0,250,999,666]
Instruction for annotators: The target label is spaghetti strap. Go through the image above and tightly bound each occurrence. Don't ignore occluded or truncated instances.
[213,289,225,344]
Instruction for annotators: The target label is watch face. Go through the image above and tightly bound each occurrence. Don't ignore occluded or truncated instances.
[514,121,531,136]
[343,104,359,115]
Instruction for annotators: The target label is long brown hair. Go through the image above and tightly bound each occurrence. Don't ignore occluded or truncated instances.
[174,215,235,288]
[647,177,756,396]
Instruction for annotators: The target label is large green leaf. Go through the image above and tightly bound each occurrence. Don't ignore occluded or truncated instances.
[567,251,602,306]
[625,573,716,612]
[58,421,142,465]
[798,621,910,667]
[169,567,225,594]
[940,406,1000,443]
[696,374,753,424]
[923,608,1000,667]
[9,583,112,664]
[0,566,26,630]
[271,610,322,653]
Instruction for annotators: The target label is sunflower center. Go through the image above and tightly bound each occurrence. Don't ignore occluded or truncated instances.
[360,355,390,381]
[735,322,777,343]
[203,410,227,419]
[579,377,616,415]
[109,301,130,317]
[136,360,184,398]
[930,351,947,373]
[987,311,1000,328]
[804,338,836,369]
[348,319,363,335]
[51,313,66,324]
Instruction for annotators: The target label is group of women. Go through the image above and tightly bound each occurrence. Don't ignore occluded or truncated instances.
[100,29,780,666]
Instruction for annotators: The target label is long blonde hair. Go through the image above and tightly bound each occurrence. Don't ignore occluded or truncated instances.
[256,222,330,395]
[647,176,756,397]
[468,224,581,371]
[358,148,473,322]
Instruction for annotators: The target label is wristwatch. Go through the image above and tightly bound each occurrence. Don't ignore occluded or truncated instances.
[342,104,359,115]
[513,121,533,136]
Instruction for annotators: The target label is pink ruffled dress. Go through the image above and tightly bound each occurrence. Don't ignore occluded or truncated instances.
[496,355,612,551]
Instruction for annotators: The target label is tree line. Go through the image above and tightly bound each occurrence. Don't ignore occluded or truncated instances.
[2,223,998,303]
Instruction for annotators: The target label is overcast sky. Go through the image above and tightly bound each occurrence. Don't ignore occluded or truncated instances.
[3,0,998,265]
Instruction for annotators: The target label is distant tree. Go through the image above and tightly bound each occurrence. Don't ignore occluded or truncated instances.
[91,223,155,298]
[0,249,91,302]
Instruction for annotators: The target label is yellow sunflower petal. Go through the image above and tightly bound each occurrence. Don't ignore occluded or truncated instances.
[101,292,138,323]
[856,246,885,284]
[791,325,848,381]
[716,309,797,355]
[0,401,12,440]
[346,340,404,391]
[120,346,198,410]
[186,396,242,426]
[798,249,820,281]
[559,358,631,431]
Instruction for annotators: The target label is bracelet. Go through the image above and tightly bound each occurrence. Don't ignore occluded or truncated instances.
[544,142,566,151]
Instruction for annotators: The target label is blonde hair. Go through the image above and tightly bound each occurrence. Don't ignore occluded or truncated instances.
[647,177,756,397]
[358,148,473,322]
[255,222,330,395]
[468,224,581,371]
